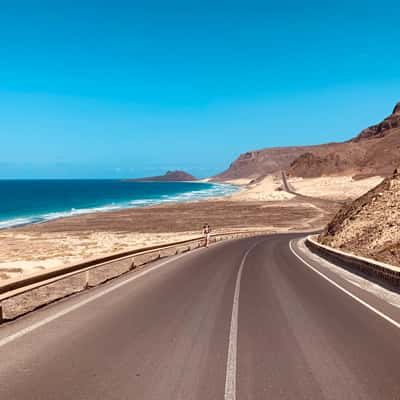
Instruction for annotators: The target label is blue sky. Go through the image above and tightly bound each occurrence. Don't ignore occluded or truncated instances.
[1,0,399,178]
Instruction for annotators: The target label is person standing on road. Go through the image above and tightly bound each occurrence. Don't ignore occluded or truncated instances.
[203,223,211,248]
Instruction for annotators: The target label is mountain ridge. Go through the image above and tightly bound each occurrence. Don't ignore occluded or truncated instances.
[212,102,400,181]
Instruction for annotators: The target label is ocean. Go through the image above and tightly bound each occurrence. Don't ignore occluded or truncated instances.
[0,180,238,229]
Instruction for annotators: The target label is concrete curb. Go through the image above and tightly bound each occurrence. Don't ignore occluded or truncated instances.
[305,235,400,288]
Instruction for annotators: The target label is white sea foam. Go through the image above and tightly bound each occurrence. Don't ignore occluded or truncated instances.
[0,217,42,229]
[41,204,121,221]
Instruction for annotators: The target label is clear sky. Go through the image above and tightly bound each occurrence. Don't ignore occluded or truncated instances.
[1,0,399,179]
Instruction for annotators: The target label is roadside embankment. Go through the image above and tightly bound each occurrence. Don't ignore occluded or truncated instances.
[318,169,400,267]
[306,235,400,289]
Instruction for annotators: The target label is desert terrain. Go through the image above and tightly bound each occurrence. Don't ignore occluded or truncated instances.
[0,171,386,282]
[2,102,398,281]
[0,174,338,282]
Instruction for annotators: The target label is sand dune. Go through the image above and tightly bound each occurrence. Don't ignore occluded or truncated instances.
[228,175,295,201]
[288,176,383,200]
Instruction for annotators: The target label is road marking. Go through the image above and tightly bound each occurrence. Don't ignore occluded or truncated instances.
[289,240,400,330]
[0,251,192,349]
[225,240,261,400]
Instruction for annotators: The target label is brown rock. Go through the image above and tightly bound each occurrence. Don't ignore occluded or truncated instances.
[319,168,400,266]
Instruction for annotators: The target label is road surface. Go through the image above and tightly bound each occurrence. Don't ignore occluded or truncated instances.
[280,171,344,205]
[1,233,400,399]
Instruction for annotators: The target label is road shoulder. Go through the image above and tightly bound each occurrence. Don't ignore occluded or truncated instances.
[290,237,400,329]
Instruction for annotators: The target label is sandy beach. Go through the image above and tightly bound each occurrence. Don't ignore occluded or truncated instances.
[0,174,368,282]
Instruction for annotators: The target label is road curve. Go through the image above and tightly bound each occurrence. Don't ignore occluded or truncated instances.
[281,171,344,205]
[1,234,400,399]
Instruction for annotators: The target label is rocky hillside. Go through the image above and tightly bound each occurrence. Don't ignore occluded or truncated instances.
[128,170,197,182]
[288,102,400,178]
[213,146,319,181]
[318,168,400,266]
[286,142,366,178]
[213,102,400,181]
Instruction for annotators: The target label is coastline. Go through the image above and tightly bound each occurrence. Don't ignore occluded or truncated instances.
[0,181,239,230]
[0,175,340,282]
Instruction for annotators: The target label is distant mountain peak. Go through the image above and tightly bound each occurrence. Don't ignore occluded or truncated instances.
[162,170,197,180]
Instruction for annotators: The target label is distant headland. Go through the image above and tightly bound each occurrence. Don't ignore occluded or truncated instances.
[126,170,198,182]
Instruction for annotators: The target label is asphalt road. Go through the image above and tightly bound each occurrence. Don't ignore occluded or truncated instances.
[1,233,400,399]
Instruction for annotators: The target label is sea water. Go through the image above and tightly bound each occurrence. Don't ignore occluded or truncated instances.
[0,180,238,229]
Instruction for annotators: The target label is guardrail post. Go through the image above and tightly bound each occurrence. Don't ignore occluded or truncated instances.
[84,270,90,289]
[0,303,4,323]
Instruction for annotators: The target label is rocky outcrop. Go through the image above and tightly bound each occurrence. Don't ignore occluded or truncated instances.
[128,170,197,182]
[287,102,400,179]
[318,168,400,266]
[392,102,400,115]
[352,102,400,142]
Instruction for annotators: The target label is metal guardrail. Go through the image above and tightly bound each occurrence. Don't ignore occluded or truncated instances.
[306,235,400,288]
[0,230,268,322]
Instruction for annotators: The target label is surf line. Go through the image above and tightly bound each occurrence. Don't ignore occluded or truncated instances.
[224,240,262,400]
